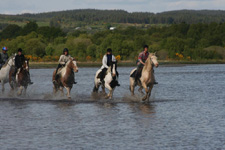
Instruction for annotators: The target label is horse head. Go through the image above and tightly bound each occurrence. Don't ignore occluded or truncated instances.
[108,61,117,77]
[149,53,159,68]
[22,58,30,71]
[67,58,78,73]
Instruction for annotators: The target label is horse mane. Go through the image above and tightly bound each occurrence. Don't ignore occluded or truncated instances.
[2,56,13,68]
[143,53,154,72]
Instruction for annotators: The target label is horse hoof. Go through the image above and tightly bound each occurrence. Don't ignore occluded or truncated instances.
[68,97,71,100]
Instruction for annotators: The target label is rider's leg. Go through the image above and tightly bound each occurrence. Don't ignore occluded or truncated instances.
[54,64,62,81]
[27,71,33,84]
[100,68,107,84]
[135,63,143,82]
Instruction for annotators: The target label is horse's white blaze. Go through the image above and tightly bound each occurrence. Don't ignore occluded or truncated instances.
[151,56,158,67]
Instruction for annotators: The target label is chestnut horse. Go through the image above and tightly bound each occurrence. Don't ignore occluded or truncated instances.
[9,59,30,96]
[130,53,159,101]
[52,58,78,99]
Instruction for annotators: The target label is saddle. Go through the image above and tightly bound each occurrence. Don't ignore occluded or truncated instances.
[130,67,143,78]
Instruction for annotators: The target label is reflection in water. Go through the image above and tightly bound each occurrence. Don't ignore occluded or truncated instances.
[129,103,156,115]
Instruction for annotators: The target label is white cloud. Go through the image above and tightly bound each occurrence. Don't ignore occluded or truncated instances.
[0,0,224,14]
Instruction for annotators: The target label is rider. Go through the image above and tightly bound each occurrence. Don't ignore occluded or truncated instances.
[54,48,76,84]
[14,48,33,84]
[99,48,120,86]
[0,47,9,69]
[135,45,158,84]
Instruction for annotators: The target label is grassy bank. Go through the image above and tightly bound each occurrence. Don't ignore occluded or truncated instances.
[29,60,225,69]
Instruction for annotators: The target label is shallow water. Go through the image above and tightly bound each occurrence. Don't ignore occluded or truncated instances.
[0,65,225,149]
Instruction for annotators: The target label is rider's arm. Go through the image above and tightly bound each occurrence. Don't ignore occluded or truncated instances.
[102,55,109,68]
[138,52,145,65]
[59,55,66,65]
[112,55,116,62]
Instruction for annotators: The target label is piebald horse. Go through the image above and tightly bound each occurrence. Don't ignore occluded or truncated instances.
[9,58,30,96]
[130,53,159,101]
[0,56,15,92]
[52,58,78,99]
[93,61,119,99]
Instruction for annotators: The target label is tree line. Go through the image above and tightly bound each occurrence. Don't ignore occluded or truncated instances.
[0,21,225,61]
[1,9,225,26]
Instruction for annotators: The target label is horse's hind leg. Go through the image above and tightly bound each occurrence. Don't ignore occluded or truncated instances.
[129,77,135,95]
[138,87,144,95]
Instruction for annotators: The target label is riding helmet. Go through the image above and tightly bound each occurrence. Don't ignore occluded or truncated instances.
[18,48,23,52]
[2,46,8,51]
[107,48,112,53]
[143,45,149,49]
[63,48,69,53]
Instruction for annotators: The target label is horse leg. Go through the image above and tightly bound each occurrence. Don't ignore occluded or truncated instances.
[129,77,135,95]
[142,83,149,101]
[147,84,154,101]
[17,86,23,96]
[101,84,106,95]
[23,86,27,96]
[105,83,113,99]
[59,87,64,97]
[1,81,5,93]
[65,87,71,99]
[138,87,144,95]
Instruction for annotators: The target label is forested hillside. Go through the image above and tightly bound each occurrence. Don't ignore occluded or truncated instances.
[1,9,225,26]
[0,9,225,62]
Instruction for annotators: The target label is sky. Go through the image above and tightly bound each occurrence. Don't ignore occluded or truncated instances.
[0,0,225,14]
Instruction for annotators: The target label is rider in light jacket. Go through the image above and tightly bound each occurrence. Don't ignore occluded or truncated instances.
[54,48,76,84]
[99,48,120,86]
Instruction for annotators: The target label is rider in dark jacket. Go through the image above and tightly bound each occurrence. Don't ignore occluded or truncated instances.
[0,47,9,69]
[14,48,33,84]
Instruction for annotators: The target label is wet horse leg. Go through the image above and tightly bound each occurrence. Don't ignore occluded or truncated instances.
[147,84,154,101]
[142,83,149,101]
[65,87,71,99]
[105,83,113,99]
[129,77,135,95]
[59,87,64,97]
[17,86,23,96]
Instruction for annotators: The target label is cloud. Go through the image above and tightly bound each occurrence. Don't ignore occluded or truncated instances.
[0,0,224,14]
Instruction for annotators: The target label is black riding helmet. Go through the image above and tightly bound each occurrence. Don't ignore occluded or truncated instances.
[18,48,23,52]
[63,48,69,54]
[143,45,148,49]
[107,48,112,53]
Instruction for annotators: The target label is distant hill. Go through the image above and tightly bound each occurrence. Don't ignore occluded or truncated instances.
[1,9,225,25]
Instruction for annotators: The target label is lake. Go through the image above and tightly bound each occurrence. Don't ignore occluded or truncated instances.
[0,64,224,150]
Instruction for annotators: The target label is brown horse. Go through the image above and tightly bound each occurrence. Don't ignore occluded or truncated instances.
[9,59,30,96]
[52,58,78,99]
[130,53,159,101]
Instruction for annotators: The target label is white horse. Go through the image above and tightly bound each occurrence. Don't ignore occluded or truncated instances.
[93,61,119,99]
[0,56,15,92]
[130,53,159,101]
